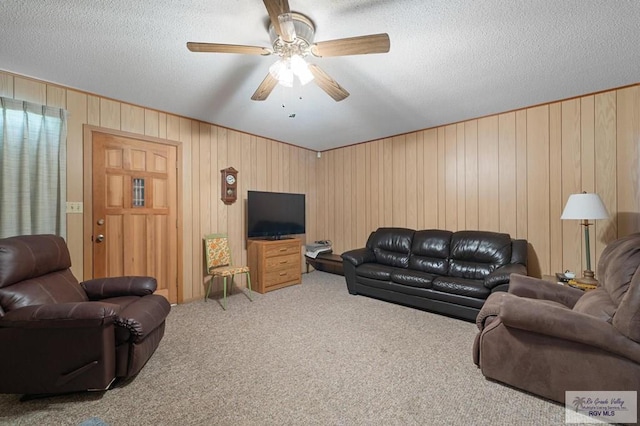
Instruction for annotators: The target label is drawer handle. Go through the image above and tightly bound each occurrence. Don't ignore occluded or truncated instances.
[279,272,287,276]
[280,260,289,264]
[279,248,287,252]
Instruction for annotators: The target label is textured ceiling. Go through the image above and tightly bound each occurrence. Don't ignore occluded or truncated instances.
[1,1,639,151]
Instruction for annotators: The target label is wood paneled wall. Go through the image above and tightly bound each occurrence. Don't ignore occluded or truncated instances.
[1,69,639,296]
[319,85,640,278]
[0,71,321,302]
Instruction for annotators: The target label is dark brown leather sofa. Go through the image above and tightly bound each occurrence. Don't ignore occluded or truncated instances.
[0,234,171,397]
[474,233,640,407]
[341,228,528,321]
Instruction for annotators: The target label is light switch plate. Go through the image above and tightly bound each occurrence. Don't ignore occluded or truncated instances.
[66,201,83,214]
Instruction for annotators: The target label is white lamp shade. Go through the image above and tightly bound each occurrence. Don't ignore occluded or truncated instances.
[269,56,315,88]
[290,55,314,85]
[561,193,609,220]
[269,59,294,87]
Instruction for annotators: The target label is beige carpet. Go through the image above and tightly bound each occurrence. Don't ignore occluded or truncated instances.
[0,272,568,425]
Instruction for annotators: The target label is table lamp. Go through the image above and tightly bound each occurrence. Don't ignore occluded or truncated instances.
[560,192,609,284]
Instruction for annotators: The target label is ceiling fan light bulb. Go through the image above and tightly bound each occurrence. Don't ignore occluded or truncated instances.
[290,55,314,85]
[281,75,294,87]
[297,71,314,86]
[269,59,294,87]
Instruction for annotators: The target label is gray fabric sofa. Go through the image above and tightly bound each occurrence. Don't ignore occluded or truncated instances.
[473,232,640,407]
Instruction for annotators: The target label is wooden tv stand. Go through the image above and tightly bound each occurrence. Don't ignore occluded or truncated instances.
[247,238,302,294]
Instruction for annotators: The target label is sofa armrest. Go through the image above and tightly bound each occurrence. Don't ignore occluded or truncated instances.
[341,248,376,266]
[508,274,583,308]
[498,294,640,364]
[0,302,118,329]
[341,248,375,296]
[476,292,508,330]
[114,294,171,342]
[81,276,157,300]
[484,264,527,289]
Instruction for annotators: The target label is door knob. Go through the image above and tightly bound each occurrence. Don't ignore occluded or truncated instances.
[95,234,105,243]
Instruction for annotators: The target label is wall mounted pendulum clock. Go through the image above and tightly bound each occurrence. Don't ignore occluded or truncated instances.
[220,167,238,204]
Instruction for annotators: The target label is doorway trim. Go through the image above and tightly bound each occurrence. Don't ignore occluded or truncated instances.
[82,124,184,302]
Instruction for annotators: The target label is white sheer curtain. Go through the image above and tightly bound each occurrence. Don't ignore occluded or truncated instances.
[0,97,68,238]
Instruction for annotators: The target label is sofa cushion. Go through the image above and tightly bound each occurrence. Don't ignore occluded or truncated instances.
[0,234,72,289]
[432,276,491,299]
[409,229,452,275]
[448,231,512,280]
[0,269,87,313]
[391,269,436,289]
[597,232,640,342]
[356,263,395,281]
[598,233,640,305]
[615,271,640,343]
[572,288,617,323]
[366,227,414,268]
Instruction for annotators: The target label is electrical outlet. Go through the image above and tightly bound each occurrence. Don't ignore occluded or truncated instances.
[66,201,83,214]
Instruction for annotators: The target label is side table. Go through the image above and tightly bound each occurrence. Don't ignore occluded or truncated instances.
[541,274,596,291]
[305,253,344,276]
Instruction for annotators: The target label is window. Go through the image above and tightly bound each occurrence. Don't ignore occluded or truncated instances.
[0,97,68,238]
[132,178,145,207]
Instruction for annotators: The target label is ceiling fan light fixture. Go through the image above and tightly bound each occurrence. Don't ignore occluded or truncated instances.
[189,4,387,102]
[269,55,314,88]
[291,55,314,85]
[269,59,294,87]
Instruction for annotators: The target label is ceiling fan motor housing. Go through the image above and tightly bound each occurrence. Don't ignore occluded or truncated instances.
[269,13,315,58]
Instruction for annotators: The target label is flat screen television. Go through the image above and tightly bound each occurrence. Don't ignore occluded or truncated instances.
[247,190,305,239]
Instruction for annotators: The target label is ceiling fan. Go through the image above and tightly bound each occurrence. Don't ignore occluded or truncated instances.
[187,0,390,102]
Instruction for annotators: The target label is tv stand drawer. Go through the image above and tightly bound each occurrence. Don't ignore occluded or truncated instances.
[264,242,299,258]
[264,268,299,288]
[265,253,299,270]
[247,238,302,294]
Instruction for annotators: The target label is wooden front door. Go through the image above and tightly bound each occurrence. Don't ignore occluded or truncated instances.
[91,132,178,303]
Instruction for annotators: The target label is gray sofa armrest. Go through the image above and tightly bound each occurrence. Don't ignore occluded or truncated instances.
[508,274,584,308]
[476,292,508,330]
[484,264,527,289]
[341,248,376,266]
[498,293,640,364]
[81,276,157,300]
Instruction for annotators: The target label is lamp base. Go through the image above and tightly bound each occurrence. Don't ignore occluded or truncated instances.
[576,269,598,285]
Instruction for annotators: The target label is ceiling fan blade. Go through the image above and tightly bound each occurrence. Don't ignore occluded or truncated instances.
[251,73,279,101]
[308,64,349,102]
[263,0,292,40]
[311,33,390,57]
[187,42,271,56]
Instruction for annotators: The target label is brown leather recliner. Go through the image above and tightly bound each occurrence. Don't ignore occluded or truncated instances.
[473,232,640,404]
[0,234,171,396]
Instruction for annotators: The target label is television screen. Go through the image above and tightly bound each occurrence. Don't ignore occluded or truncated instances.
[247,191,306,239]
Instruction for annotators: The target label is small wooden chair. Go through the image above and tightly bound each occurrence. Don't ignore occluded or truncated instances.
[203,233,252,310]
